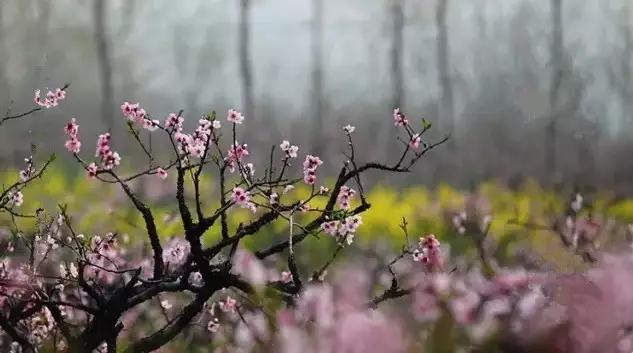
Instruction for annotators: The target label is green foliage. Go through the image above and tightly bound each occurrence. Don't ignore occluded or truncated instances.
[3,166,632,268]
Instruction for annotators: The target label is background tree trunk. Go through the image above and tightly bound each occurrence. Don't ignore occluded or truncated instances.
[546,0,563,182]
[239,0,254,122]
[310,0,325,156]
[436,0,454,147]
[391,0,404,112]
[94,0,114,131]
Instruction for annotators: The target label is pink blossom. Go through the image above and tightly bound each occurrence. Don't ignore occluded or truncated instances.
[142,119,160,132]
[226,142,250,173]
[281,271,293,283]
[9,191,23,207]
[64,118,79,137]
[120,102,133,118]
[269,192,279,205]
[35,87,67,108]
[303,155,323,170]
[321,221,339,236]
[393,108,409,126]
[231,187,256,212]
[280,140,299,158]
[409,133,421,149]
[86,163,98,178]
[298,203,310,213]
[95,133,121,170]
[19,157,33,182]
[164,113,184,132]
[227,109,244,124]
[414,234,443,272]
[55,88,66,100]
[156,168,168,180]
[303,169,317,185]
[302,155,323,185]
[65,139,81,154]
[337,185,356,210]
[162,238,190,267]
[63,118,81,154]
[320,215,362,244]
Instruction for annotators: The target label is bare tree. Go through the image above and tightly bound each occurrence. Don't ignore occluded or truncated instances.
[239,0,254,122]
[310,0,325,156]
[436,0,454,147]
[94,0,115,131]
[545,0,564,181]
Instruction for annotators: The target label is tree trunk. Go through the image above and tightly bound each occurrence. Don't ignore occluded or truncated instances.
[239,0,254,122]
[546,0,563,182]
[391,0,404,111]
[310,0,324,156]
[436,0,454,147]
[0,1,6,93]
[94,0,115,131]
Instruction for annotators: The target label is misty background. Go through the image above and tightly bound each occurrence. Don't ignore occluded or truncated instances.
[1,0,632,193]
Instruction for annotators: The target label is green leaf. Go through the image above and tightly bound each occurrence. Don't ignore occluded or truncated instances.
[422,118,432,130]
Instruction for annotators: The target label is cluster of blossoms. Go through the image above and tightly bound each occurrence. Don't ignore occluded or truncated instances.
[83,233,125,284]
[412,234,444,271]
[227,108,244,124]
[19,156,33,182]
[95,133,121,170]
[63,118,81,154]
[393,108,409,126]
[226,142,250,173]
[120,101,159,131]
[63,117,121,177]
[231,187,256,213]
[409,133,422,149]
[319,185,362,244]
[5,190,23,208]
[343,124,355,134]
[174,117,221,158]
[280,140,299,159]
[302,155,323,185]
[22,307,56,347]
[164,112,184,132]
[59,262,79,279]
[320,214,363,245]
[34,87,66,108]
[337,186,356,210]
[162,238,191,268]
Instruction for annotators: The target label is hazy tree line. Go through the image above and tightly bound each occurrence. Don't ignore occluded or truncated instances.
[1,0,633,194]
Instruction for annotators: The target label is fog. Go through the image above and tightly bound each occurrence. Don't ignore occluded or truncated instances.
[2,0,633,192]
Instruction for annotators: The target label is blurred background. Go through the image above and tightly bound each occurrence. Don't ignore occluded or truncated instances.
[1,0,633,193]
